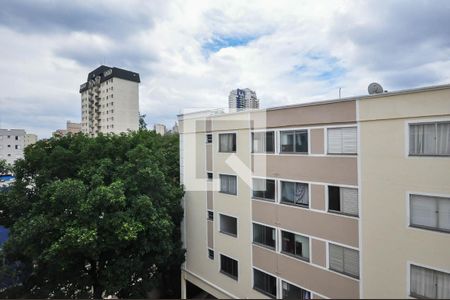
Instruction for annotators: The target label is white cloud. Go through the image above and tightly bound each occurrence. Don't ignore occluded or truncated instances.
[0,0,449,137]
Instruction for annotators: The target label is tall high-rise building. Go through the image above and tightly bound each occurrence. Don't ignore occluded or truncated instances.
[0,129,37,164]
[228,88,259,110]
[80,65,140,136]
[178,83,450,299]
[154,123,167,136]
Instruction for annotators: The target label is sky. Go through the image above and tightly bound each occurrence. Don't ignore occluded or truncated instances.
[0,0,449,138]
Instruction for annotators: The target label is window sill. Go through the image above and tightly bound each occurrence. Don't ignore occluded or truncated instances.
[281,251,310,263]
[253,242,276,252]
[328,210,359,218]
[219,231,237,238]
[220,270,238,281]
[218,151,236,153]
[252,196,275,202]
[327,152,357,155]
[219,191,237,196]
[408,154,450,157]
[329,267,360,280]
[253,287,276,299]
[409,224,450,234]
[280,201,309,208]
[279,151,309,155]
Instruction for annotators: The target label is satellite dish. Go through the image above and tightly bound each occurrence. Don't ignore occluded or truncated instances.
[368,82,384,94]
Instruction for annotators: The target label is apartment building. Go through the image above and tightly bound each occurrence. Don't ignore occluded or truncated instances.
[178,84,450,299]
[229,88,260,110]
[80,65,140,136]
[154,123,167,136]
[53,120,81,137]
[0,129,26,164]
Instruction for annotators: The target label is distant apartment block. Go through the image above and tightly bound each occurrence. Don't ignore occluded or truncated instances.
[80,65,140,137]
[0,129,37,164]
[154,123,167,136]
[178,84,450,299]
[228,88,259,110]
[53,121,81,137]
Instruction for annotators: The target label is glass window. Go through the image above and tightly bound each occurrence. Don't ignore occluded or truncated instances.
[328,186,359,216]
[220,174,237,195]
[252,131,275,153]
[253,269,277,298]
[327,127,357,154]
[280,130,308,153]
[281,181,309,207]
[208,249,214,260]
[220,255,238,280]
[410,194,450,232]
[410,264,450,299]
[281,231,309,261]
[206,134,212,143]
[252,178,275,201]
[409,122,450,156]
[207,211,213,221]
[219,214,237,236]
[282,281,311,299]
[207,172,213,180]
[329,244,359,278]
[219,133,236,152]
[253,223,275,249]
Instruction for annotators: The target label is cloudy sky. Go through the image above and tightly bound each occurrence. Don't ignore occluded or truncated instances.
[0,0,449,138]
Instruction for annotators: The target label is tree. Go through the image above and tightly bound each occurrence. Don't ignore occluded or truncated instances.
[0,131,184,298]
[139,114,147,130]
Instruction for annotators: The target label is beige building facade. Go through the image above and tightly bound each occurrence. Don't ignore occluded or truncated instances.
[0,129,38,164]
[53,121,81,137]
[179,84,450,299]
[80,65,140,137]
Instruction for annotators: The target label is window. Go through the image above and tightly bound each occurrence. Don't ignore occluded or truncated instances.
[219,214,237,236]
[7,145,11,148]
[281,181,309,207]
[253,223,275,249]
[220,174,237,195]
[15,136,19,140]
[207,210,214,221]
[111,94,113,98]
[220,254,238,280]
[329,244,359,278]
[252,131,275,153]
[252,178,275,201]
[282,281,311,300]
[280,130,308,153]
[328,186,359,216]
[409,121,450,156]
[207,172,213,180]
[327,127,357,154]
[208,249,214,260]
[219,133,236,152]
[206,134,212,143]
[410,265,450,299]
[15,145,20,150]
[410,194,450,233]
[281,231,309,261]
[253,269,277,298]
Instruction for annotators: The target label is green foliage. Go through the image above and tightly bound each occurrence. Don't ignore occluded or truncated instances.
[0,131,184,298]
[139,114,147,130]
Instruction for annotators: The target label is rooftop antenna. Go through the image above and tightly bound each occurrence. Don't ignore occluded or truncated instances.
[339,87,342,99]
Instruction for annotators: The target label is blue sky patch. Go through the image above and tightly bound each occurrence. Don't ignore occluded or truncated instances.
[202,35,257,54]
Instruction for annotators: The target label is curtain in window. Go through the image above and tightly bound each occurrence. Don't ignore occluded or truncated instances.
[411,265,436,298]
[253,178,266,192]
[410,124,437,155]
[294,183,308,205]
[220,134,230,152]
[437,271,450,299]
[281,131,294,152]
[220,175,229,193]
[229,176,237,194]
[438,197,450,231]
[252,132,264,153]
[282,181,294,203]
[437,122,450,155]
[341,188,358,216]
[410,195,438,228]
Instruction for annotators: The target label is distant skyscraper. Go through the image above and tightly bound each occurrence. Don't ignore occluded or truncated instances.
[154,124,167,136]
[228,88,259,110]
[80,65,140,137]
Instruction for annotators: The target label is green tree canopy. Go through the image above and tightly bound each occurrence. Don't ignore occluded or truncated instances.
[0,131,184,298]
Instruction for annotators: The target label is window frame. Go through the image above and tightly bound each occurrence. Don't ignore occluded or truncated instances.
[280,230,310,262]
[220,254,238,281]
[280,180,309,208]
[219,174,237,195]
[409,263,450,299]
[208,248,214,260]
[409,193,450,234]
[326,126,358,155]
[327,185,359,217]
[207,172,213,181]
[281,280,312,300]
[279,129,309,154]
[408,120,450,157]
[252,178,276,202]
[218,133,237,153]
[207,210,214,221]
[219,214,238,237]
[328,243,360,279]
[206,133,212,144]
[251,131,275,153]
[252,222,276,250]
[253,268,277,298]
